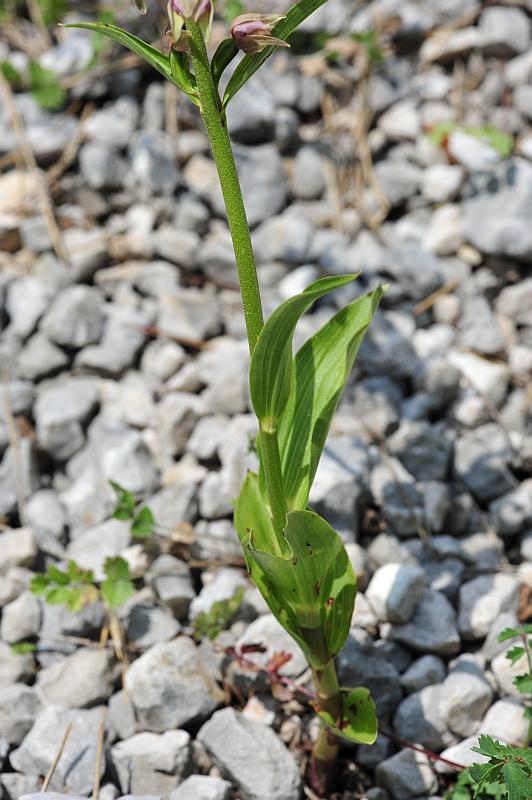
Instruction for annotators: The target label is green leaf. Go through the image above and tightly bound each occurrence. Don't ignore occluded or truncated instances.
[313,687,377,745]
[46,565,71,586]
[473,735,507,760]
[223,0,327,108]
[211,38,239,89]
[250,274,357,431]
[65,22,174,83]
[109,479,136,521]
[235,473,356,669]
[502,761,532,800]
[498,627,520,643]
[38,0,66,26]
[353,30,384,64]
[506,646,525,666]
[30,573,50,595]
[1,61,22,83]
[221,0,245,24]
[193,586,245,641]
[524,707,532,721]
[514,674,532,694]
[29,62,65,110]
[100,556,134,608]
[131,506,155,538]
[11,641,36,654]
[46,586,76,606]
[276,284,384,510]
[169,50,200,106]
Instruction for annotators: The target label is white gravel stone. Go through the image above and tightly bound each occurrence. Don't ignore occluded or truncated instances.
[366,563,426,623]
[388,589,460,655]
[458,574,520,640]
[439,655,493,737]
[0,590,41,643]
[125,637,223,732]
[421,163,463,203]
[197,707,301,800]
[112,730,191,796]
[169,774,232,800]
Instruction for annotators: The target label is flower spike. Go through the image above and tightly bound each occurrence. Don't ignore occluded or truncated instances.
[231,13,290,55]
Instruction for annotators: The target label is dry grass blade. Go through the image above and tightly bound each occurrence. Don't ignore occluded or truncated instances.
[42,722,72,791]
[413,279,459,316]
[92,710,107,800]
[0,72,69,265]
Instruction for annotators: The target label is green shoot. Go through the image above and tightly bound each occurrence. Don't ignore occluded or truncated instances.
[469,736,532,800]
[110,480,155,539]
[10,641,37,655]
[30,556,134,611]
[497,625,532,743]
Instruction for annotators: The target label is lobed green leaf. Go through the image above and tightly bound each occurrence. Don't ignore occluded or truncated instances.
[131,506,155,538]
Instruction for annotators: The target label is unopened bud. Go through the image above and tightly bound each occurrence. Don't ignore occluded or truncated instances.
[167,0,213,50]
[230,13,289,55]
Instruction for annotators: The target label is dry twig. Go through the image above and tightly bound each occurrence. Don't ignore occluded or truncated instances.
[42,722,72,791]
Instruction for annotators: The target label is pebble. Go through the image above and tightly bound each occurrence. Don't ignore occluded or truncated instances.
[169,774,232,800]
[0,590,41,643]
[10,706,106,795]
[388,589,461,655]
[112,730,191,796]
[0,683,43,745]
[439,655,493,737]
[0,529,37,576]
[292,146,326,200]
[376,747,438,800]
[35,647,115,708]
[366,563,426,623]
[124,637,223,731]
[479,6,531,56]
[197,707,301,800]
[400,654,446,693]
[393,685,453,751]
[337,634,403,716]
[458,574,520,640]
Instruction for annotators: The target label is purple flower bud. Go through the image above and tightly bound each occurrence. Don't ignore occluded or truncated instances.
[231,13,289,55]
[170,0,210,21]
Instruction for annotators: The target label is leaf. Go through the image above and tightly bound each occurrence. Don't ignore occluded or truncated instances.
[235,474,356,669]
[109,479,136,521]
[30,573,50,595]
[223,0,327,108]
[65,22,174,83]
[353,30,384,64]
[29,62,65,110]
[11,641,36,654]
[505,646,525,666]
[502,761,532,800]
[38,0,66,26]
[100,556,134,608]
[46,586,76,606]
[524,707,532,721]
[313,687,377,745]
[46,565,71,586]
[249,274,357,431]
[276,285,384,510]
[131,506,155,538]
[193,586,245,641]
[211,38,239,89]
[169,50,200,106]
[1,61,22,83]
[514,674,532,694]
[498,627,520,643]
[473,735,507,760]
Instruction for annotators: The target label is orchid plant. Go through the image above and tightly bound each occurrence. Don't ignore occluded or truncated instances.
[68,0,383,790]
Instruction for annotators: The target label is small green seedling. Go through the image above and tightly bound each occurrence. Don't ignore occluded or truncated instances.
[65,1,383,790]
[110,480,155,538]
[467,735,532,800]
[10,641,37,655]
[0,59,65,110]
[193,586,245,641]
[30,556,135,611]
[498,625,532,742]
[447,766,506,800]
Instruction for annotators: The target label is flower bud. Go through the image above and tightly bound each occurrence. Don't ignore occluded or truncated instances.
[230,13,289,55]
[167,0,213,50]
[132,0,147,14]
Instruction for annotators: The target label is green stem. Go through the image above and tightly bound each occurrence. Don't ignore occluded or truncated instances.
[187,20,287,548]
[311,661,342,794]
[187,21,263,354]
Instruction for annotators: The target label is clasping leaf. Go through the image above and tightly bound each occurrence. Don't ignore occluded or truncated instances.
[312,687,377,745]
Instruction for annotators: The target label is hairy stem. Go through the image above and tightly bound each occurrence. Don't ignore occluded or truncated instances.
[311,661,342,793]
[187,21,263,354]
